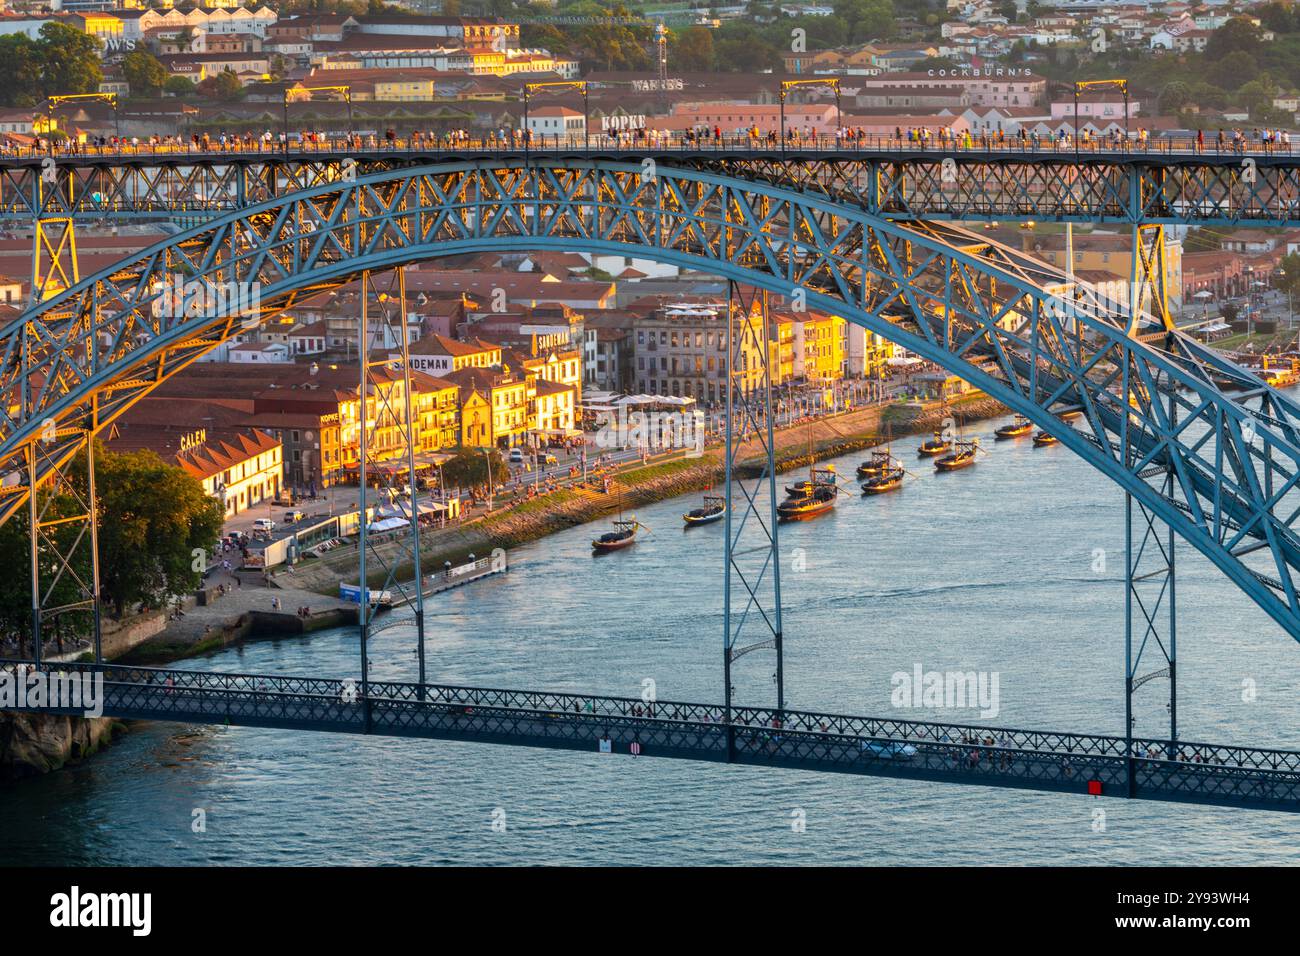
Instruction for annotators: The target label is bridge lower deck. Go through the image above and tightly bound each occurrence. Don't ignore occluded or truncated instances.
[6,660,1298,813]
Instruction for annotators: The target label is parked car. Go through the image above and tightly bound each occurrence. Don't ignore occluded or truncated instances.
[860,740,918,760]
[539,452,558,466]
[283,510,305,524]
[508,448,525,464]
[252,518,276,533]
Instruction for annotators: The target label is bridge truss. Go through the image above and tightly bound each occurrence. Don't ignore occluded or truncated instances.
[2,157,1300,810]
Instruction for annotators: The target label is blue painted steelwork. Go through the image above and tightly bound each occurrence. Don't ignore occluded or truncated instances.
[3,160,1299,644]
[3,146,1300,226]
[4,658,1296,812]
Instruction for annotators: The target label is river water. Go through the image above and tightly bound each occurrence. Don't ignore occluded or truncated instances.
[4,414,1300,865]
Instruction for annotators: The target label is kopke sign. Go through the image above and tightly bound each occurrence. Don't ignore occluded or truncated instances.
[601,114,646,132]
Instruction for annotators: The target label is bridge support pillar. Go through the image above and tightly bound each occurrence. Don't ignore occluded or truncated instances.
[355,268,429,726]
[1128,223,1174,335]
[1123,418,1180,795]
[723,281,785,750]
[20,414,103,668]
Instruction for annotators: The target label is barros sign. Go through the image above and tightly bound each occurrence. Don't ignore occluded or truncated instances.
[632,78,684,92]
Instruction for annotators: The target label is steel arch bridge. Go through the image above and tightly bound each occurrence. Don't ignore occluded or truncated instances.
[4,156,1300,811]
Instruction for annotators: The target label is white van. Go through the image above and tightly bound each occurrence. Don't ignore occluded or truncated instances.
[252,518,276,532]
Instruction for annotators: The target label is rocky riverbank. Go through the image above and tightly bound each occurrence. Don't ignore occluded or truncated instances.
[0,711,125,783]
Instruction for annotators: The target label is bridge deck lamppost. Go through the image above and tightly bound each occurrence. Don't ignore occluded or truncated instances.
[1073,78,1129,152]
[46,92,120,146]
[522,80,590,151]
[283,84,353,149]
[779,77,841,151]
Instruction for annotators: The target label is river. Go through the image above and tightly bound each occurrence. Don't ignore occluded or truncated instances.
[4,413,1300,865]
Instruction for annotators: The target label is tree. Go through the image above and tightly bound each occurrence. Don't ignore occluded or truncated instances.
[1238,77,1280,117]
[672,26,715,72]
[0,35,44,108]
[1278,253,1300,298]
[441,448,505,491]
[198,69,244,102]
[1259,2,1297,34]
[1206,50,1259,91]
[86,448,224,619]
[0,446,222,648]
[37,22,103,98]
[1157,81,1192,114]
[122,50,168,97]
[1206,17,1263,61]
[833,0,895,42]
[164,75,196,96]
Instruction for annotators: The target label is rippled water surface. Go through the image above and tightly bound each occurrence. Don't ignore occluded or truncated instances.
[4,416,1300,865]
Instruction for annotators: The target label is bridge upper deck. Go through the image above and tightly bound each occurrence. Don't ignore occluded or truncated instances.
[3,135,1299,226]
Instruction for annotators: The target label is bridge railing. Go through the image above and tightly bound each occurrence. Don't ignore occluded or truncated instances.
[8,658,1299,777]
[5,133,1298,163]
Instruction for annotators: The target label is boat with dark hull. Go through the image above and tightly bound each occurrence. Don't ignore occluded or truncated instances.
[861,466,905,495]
[1033,430,1059,447]
[856,448,896,478]
[995,415,1032,440]
[917,431,952,457]
[592,518,643,552]
[935,438,980,472]
[682,495,726,526]
[777,466,839,521]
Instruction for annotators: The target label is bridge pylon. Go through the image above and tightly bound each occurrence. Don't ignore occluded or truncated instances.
[355,268,428,726]
[1123,369,1179,795]
[17,413,104,667]
[722,281,785,753]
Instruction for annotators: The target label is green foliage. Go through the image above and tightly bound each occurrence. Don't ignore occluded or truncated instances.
[38,23,103,98]
[1205,17,1263,60]
[1278,253,1300,298]
[0,24,102,108]
[441,448,506,489]
[0,446,223,649]
[164,75,197,96]
[671,26,715,72]
[198,69,244,102]
[88,448,224,619]
[122,51,168,97]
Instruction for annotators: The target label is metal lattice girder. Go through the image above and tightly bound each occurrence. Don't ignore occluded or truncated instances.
[723,282,784,716]
[7,160,1300,639]
[5,149,1300,226]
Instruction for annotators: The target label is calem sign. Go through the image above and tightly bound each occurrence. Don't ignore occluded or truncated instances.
[601,114,646,132]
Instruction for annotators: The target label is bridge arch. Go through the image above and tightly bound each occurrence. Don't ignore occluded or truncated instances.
[5,159,1300,642]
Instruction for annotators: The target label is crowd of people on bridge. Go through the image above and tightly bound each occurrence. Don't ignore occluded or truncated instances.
[6,124,1300,159]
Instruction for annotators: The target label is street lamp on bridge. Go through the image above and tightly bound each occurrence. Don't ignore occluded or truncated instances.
[46,92,120,144]
[521,80,590,152]
[1073,78,1130,151]
[283,84,354,148]
[779,77,842,153]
